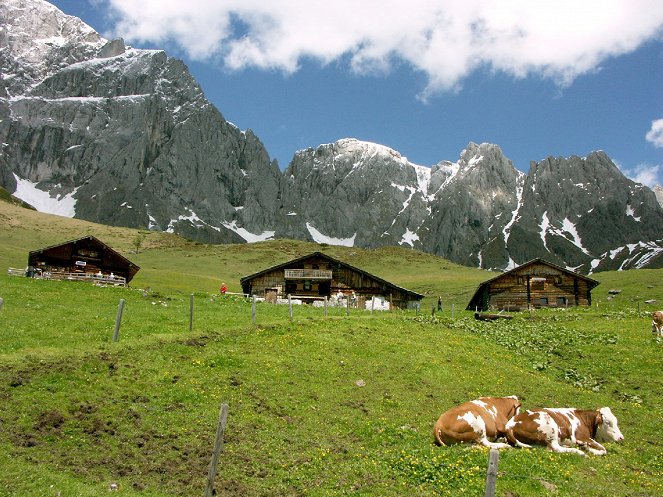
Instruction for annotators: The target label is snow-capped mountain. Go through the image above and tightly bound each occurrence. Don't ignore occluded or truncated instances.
[285,140,663,272]
[1,0,283,244]
[2,0,663,273]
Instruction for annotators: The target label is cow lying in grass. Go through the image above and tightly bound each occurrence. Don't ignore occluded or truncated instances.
[652,310,663,338]
[433,396,521,448]
[505,407,624,456]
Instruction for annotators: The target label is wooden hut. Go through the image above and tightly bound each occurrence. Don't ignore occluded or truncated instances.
[240,251,424,309]
[27,236,140,285]
[466,258,599,311]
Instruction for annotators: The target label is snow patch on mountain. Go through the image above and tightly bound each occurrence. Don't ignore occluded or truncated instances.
[558,218,590,255]
[590,241,663,271]
[626,204,641,221]
[12,173,77,217]
[539,211,551,251]
[222,220,275,243]
[503,176,525,245]
[540,214,591,256]
[306,222,356,247]
[412,164,431,196]
[399,228,419,247]
[166,209,205,231]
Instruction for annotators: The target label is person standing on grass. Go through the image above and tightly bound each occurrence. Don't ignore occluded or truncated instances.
[220,282,227,294]
[437,296,443,312]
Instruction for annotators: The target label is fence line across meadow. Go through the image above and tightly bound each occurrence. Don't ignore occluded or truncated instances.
[7,267,127,286]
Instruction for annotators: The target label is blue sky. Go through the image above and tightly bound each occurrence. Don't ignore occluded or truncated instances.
[50,0,663,186]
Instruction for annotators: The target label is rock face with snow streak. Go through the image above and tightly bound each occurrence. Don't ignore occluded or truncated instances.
[0,0,283,243]
[284,141,663,272]
[513,152,663,272]
[418,142,526,268]
[280,139,431,248]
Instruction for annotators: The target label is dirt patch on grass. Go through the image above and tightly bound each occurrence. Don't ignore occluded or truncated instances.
[34,409,66,433]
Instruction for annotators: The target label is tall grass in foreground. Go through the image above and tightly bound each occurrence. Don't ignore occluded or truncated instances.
[0,274,661,496]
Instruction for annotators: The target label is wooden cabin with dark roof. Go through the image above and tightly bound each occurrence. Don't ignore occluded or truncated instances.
[240,251,424,309]
[466,258,599,311]
[27,236,140,286]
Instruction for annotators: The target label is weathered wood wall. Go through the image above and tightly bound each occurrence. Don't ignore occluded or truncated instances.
[243,254,416,309]
[29,240,135,281]
[486,263,593,310]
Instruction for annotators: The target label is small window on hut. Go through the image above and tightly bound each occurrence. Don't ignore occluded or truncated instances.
[304,280,311,291]
[557,297,567,306]
[538,297,548,306]
[77,249,99,258]
[531,277,546,290]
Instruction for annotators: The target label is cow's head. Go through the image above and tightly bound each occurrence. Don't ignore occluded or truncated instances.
[595,407,624,442]
[503,395,521,419]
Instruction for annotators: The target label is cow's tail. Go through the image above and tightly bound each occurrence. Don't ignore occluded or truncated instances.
[433,428,446,446]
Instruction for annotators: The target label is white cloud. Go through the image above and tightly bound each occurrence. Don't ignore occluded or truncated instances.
[619,162,661,188]
[106,0,663,96]
[646,118,663,148]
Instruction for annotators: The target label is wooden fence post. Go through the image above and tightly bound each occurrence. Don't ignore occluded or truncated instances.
[189,294,194,332]
[204,402,229,497]
[346,297,349,316]
[113,299,125,342]
[0,297,4,311]
[452,303,455,319]
[324,296,328,317]
[288,294,293,321]
[252,295,257,324]
[484,448,499,497]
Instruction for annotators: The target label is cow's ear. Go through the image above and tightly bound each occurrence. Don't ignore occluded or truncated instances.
[595,411,603,425]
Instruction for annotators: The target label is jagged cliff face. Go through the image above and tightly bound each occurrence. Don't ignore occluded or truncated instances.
[514,153,663,272]
[282,140,663,272]
[281,139,431,248]
[0,0,283,244]
[2,0,663,272]
[419,143,526,269]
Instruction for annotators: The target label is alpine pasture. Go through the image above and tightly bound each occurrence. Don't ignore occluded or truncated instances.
[0,200,661,496]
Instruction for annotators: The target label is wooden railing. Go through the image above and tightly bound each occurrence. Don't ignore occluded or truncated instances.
[284,269,332,280]
[7,268,126,286]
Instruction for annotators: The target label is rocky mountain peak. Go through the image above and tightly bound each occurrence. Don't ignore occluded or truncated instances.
[1,0,104,94]
[98,38,126,59]
[0,0,282,245]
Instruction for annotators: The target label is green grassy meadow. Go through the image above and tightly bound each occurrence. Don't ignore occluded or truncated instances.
[0,200,662,496]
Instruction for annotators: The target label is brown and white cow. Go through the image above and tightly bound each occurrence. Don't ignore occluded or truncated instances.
[652,311,663,338]
[505,407,624,456]
[433,396,521,449]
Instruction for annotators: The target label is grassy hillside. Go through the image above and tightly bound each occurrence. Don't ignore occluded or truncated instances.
[0,200,486,307]
[1,200,662,496]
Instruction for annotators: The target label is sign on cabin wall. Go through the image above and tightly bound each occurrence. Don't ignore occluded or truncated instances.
[75,261,87,267]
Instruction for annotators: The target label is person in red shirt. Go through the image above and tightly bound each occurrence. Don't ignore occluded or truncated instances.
[220,283,227,294]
